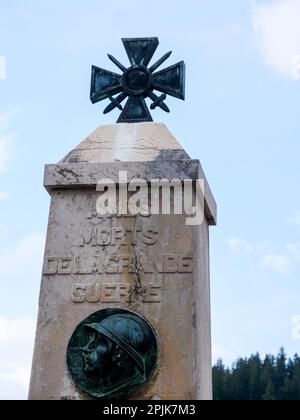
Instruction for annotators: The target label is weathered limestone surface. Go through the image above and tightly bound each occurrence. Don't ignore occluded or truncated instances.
[29,123,217,400]
[60,123,190,163]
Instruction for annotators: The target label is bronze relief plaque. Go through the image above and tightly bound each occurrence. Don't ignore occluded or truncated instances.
[67,308,158,399]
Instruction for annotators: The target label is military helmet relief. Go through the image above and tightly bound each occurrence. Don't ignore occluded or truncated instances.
[67,309,158,399]
[90,37,186,123]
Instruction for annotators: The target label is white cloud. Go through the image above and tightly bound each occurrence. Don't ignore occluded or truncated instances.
[0,192,9,200]
[0,232,45,280]
[212,344,238,366]
[0,233,45,400]
[227,238,254,254]
[0,136,11,173]
[292,315,300,340]
[0,54,6,80]
[0,109,18,173]
[262,253,293,274]
[289,209,300,225]
[0,110,18,131]
[0,233,45,399]
[228,236,300,275]
[0,316,36,400]
[252,0,300,78]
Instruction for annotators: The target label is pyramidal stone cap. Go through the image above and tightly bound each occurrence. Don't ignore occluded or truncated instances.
[61,123,190,163]
[44,122,217,225]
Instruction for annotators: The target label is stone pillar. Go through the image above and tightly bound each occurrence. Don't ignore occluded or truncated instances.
[29,123,217,400]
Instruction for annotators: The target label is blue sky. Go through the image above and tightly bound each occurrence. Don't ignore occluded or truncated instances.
[1,0,300,399]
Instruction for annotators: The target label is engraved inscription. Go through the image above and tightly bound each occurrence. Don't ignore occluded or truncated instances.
[78,227,158,247]
[43,254,193,275]
[71,283,162,303]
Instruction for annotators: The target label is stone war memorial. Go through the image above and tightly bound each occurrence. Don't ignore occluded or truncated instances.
[29,38,217,400]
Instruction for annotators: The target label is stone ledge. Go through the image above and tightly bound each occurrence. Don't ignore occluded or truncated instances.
[44,160,217,225]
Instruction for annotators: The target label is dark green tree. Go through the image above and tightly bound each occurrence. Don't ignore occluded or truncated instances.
[261,354,275,395]
[248,354,262,400]
[274,347,287,398]
[263,381,276,401]
[290,355,300,400]
[212,359,226,401]
[213,348,300,401]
